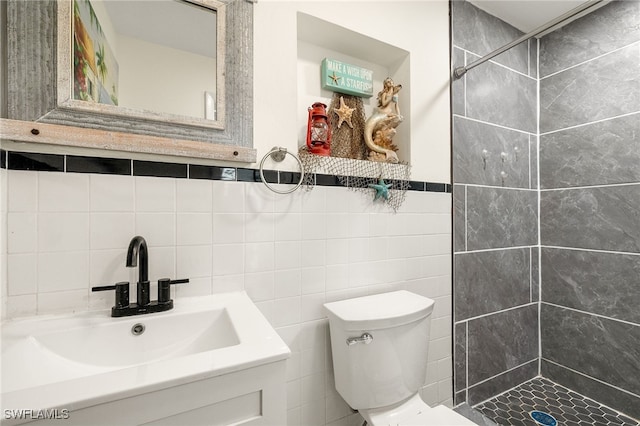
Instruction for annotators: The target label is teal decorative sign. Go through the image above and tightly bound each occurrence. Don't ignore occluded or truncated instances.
[321,58,373,98]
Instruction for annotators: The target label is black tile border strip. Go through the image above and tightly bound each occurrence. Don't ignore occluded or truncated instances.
[1,150,451,193]
[7,151,64,172]
[237,167,278,183]
[279,171,302,185]
[67,155,131,175]
[315,174,347,187]
[189,164,237,181]
[408,180,426,191]
[133,160,187,179]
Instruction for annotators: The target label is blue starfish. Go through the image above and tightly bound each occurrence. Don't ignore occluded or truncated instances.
[368,178,393,201]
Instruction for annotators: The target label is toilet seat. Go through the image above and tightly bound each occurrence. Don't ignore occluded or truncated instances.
[361,394,477,425]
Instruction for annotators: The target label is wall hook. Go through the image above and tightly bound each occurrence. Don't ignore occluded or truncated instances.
[500,171,508,187]
[482,149,489,170]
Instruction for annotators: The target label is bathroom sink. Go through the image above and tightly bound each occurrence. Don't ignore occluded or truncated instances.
[33,307,239,367]
[1,291,290,418]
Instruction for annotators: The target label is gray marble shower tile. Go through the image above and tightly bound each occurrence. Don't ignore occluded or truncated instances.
[467,304,538,386]
[540,184,640,252]
[454,184,466,253]
[454,391,467,406]
[531,246,539,302]
[455,322,467,392]
[529,39,538,79]
[467,187,538,250]
[453,117,531,189]
[541,359,640,421]
[540,0,640,77]
[452,0,529,75]
[466,55,537,133]
[454,248,531,321]
[467,360,538,406]
[540,113,640,189]
[541,303,640,397]
[541,247,640,324]
[452,48,466,116]
[540,43,640,133]
[529,134,538,190]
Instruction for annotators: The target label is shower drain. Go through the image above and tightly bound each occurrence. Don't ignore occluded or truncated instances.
[530,410,557,426]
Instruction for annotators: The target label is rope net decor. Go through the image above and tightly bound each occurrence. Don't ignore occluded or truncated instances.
[328,94,368,160]
[298,147,412,213]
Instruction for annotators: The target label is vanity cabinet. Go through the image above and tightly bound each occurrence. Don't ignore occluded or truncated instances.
[19,362,286,426]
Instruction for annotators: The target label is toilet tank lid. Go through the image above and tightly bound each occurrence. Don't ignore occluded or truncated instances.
[323,291,435,331]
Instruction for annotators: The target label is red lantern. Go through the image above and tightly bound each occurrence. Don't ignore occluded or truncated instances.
[306,102,331,156]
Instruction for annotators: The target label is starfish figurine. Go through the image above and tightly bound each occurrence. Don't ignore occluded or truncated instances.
[368,178,393,201]
[333,96,355,129]
[329,72,341,85]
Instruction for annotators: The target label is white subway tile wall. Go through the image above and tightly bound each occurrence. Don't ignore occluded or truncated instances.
[3,170,453,425]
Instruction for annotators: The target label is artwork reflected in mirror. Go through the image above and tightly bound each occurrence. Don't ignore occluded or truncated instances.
[73,0,119,106]
[71,0,217,120]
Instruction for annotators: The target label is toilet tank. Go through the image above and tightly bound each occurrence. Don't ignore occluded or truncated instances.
[324,291,435,410]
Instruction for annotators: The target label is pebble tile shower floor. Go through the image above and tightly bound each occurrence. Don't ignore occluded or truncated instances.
[475,377,639,426]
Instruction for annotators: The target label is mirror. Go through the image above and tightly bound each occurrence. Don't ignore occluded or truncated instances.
[6,0,254,154]
[71,0,219,122]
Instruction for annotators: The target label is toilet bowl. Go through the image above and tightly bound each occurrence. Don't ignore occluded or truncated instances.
[324,291,477,426]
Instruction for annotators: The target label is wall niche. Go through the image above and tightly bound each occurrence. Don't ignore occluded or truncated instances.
[296,12,411,165]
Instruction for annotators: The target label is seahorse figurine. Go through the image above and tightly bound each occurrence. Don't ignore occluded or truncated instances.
[364,77,403,163]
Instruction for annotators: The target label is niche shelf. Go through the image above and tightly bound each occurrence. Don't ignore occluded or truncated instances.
[295,12,411,164]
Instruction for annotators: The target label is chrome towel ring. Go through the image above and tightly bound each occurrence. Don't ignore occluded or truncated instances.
[259,146,304,194]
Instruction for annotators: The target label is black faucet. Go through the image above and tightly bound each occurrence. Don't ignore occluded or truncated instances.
[127,236,150,307]
[91,236,189,317]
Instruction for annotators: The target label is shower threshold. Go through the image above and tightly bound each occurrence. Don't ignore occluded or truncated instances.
[473,377,639,426]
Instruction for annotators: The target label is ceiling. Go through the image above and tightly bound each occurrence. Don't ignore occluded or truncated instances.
[467,0,591,33]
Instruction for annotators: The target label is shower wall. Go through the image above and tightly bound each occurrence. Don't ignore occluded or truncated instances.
[451,1,539,406]
[538,0,640,418]
[453,0,640,417]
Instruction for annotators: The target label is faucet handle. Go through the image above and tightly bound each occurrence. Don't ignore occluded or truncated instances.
[158,278,171,304]
[157,278,189,304]
[114,282,130,308]
[91,282,130,309]
[91,284,116,291]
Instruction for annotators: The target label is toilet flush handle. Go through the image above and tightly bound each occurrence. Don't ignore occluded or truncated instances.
[346,332,373,346]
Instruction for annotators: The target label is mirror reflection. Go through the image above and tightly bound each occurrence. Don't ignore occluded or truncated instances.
[72,0,217,120]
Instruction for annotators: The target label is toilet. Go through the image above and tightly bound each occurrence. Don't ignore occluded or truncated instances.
[324,290,476,425]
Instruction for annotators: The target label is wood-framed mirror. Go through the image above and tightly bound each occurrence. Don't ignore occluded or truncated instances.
[5,0,254,160]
